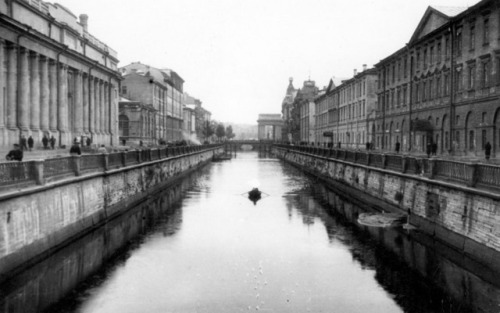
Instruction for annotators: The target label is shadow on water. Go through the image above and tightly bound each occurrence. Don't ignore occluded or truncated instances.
[284,179,500,313]
[0,167,211,313]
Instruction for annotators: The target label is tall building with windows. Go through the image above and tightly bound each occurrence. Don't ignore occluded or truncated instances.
[315,68,377,148]
[376,0,500,157]
[0,0,121,148]
[119,62,185,143]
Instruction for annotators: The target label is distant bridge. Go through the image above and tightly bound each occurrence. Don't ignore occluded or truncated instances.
[223,140,275,152]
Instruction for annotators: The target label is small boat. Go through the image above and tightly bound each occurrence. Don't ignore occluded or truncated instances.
[248,188,262,204]
[357,212,406,228]
[212,154,232,162]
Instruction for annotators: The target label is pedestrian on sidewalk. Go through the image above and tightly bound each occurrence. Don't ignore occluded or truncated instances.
[27,136,34,151]
[431,142,437,156]
[485,141,492,160]
[5,144,23,161]
[69,142,81,156]
[20,135,27,151]
[426,142,432,158]
[50,135,56,149]
[42,135,49,149]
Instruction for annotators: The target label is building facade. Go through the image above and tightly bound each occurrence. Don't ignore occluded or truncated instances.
[184,93,211,143]
[119,62,184,144]
[118,97,156,145]
[294,80,319,143]
[0,0,121,149]
[281,78,298,142]
[376,0,500,157]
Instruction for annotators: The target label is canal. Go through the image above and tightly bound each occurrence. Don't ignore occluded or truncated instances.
[1,151,500,312]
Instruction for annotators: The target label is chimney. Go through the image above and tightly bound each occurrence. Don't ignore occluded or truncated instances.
[363,64,367,71]
[79,14,88,32]
[353,69,357,76]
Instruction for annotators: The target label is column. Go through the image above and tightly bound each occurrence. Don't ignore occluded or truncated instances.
[0,40,5,146]
[74,70,83,133]
[40,56,50,133]
[49,60,58,132]
[30,52,40,137]
[104,83,110,135]
[100,81,105,136]
[82,73,89,133]
[89,76,95,136]
[95,79,101,136]
[58,63,68,142]
[7,45,17,143]
[18,48,30,131]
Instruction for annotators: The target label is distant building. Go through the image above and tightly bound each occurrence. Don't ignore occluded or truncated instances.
[0,0,121,149]
[323,67,378,149]
[295,80,319,143]
[257,114,283,140]
[118,97,156,145]
[183,104,196,142]
[119,62,185,144]
[281,78,298,141]
[184,93,211,142]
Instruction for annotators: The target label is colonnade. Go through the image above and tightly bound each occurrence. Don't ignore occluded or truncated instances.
[0,39,118,149]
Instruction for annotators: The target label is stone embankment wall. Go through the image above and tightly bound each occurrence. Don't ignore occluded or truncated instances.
[274,147,500,272]
[0,147,222,280]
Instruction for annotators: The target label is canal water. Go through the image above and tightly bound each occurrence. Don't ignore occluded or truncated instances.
[1,151,500,313]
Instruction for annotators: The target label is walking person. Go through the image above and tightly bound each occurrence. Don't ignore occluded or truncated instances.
[50,135,56,149]
[42,135,49,149]
[431,142,437,156]
[426,141,432,158]
[20,135,27,151]
[27,136,34,151]
[485,141,492,160]
[69,141,81,156]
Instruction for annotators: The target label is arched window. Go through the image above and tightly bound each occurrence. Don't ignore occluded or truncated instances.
[119,115,129,137]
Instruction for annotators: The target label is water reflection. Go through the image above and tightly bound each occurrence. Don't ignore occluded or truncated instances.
[0,152,498,313]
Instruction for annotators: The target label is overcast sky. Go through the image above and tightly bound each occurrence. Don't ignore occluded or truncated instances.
[55,0,478,125]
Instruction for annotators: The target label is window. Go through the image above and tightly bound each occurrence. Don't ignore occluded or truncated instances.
[468,65,476,89]
[437,42,442,63]
[457,28,463,55]
[417,52,421,70]
[430,46,434,64]
[121,85,127,95]
[423,49,428,68]
[484,18,490,44]
[457,69,463,91]
[469,130,475,150]
[481,60,490,88]
[482,112,487,123]
[482,129,487,149]
[470,24,475,50]
[444,73,450,96]
[445,36,450,59]
[436,76,441,97]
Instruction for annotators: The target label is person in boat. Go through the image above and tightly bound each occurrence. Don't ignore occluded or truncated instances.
[248,188,261,205]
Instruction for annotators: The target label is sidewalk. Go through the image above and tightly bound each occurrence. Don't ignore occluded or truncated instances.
[0,147,73,162]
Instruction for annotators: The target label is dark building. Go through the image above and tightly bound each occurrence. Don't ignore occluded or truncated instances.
[376,0,500,158]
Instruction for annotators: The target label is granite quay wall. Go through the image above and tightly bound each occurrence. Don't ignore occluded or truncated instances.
[0,144,223,281]
[274,144,500,272]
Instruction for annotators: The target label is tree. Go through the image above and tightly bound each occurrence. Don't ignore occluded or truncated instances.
[215,123,226,141]
[202,120,215,142]
[225,125,235,140]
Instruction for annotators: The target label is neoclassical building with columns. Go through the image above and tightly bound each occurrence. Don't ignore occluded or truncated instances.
[0,0,121,149]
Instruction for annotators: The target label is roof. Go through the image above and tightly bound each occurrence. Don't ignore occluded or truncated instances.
[431,6,468,17]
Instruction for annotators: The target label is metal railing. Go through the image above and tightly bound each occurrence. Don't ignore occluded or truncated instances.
[0,144,221,189]
[275,144,499,190]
